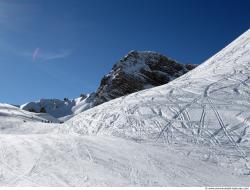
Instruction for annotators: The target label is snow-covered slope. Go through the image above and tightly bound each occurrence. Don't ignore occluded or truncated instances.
[0,103,59,124]
[0,103,60,134]
[0,135,249,186]
[0,103,249,186]
[21,52,195,120]
[1,105,247,186]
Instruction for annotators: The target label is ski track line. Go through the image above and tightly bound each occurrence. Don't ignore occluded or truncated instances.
[207,97,247,159]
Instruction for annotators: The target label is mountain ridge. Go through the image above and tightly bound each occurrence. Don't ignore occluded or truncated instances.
[21,51,196,120]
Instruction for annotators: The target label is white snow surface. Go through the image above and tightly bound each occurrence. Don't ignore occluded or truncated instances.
[0,29,250,186]
[0,103,59,124]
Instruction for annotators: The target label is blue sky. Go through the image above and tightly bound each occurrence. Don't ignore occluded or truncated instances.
[0,0,249,104]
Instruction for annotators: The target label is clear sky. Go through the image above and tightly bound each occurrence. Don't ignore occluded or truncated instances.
[0,0,249,105]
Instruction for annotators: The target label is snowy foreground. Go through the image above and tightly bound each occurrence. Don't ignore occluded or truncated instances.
[0,29,250,186]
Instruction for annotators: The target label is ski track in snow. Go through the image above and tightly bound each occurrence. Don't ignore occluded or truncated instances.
[0,30,250,186]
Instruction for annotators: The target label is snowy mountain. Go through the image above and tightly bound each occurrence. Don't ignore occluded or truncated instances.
[65,29,250,175]
[67,30,250,143]
[20,96,90,120]
[20,51,196,120]
[0,29,249,186]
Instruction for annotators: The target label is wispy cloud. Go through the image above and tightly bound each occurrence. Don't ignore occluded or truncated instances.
[21,48,72,62]
[32,48,40,61]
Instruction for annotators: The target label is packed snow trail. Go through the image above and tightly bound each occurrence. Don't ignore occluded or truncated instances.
[0,134,249,186]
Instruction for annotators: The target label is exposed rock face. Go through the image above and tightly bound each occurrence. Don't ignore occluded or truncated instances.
[93,51,196,105]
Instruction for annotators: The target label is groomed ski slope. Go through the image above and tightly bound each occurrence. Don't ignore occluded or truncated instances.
[0,134,249,186]
[0,29,249,186]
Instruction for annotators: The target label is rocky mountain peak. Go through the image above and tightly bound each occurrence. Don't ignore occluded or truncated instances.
[94,51,196,104]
